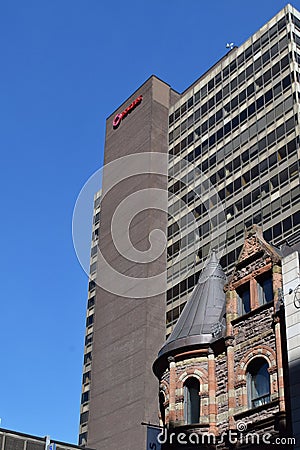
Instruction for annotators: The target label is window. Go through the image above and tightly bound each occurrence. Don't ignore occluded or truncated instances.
[90,262,97,274]
[80,411,89,424]
[86,315,94,327]
[85,332,93,346]
[91,245,98,257]
[84,352,92,364]
[88,280,96,291]
[81,391,90,404]
[184,377,200,424]
[257,275,273,305]
[82,371,91,384]
[237,284,251,315]
[79,433,87,446]
[159,391,166,425]
[247,358,270,408]
[88,296,95,309]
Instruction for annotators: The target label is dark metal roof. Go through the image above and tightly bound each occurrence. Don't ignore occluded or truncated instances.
[158,251,226,357]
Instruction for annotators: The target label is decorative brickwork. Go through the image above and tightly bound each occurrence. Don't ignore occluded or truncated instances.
[215,352,228,433]
[225,225,281,291]
[153,226,291,448]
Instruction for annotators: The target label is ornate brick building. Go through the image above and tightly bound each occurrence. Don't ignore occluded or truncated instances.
[153,225,295,448]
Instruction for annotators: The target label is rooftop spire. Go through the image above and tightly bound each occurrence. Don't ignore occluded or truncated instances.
[157,251,226,358]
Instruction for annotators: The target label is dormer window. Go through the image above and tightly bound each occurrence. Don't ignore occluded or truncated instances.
[237,283,251,315]
[257,274,273,305]
[237,272,274,316]
[184,377,200,424]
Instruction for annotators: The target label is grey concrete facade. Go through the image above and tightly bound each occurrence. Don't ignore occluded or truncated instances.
[81,77,179,450]
[282,251,300,449]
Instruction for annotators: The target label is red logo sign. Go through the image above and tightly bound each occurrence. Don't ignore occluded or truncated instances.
[113,95,143,128]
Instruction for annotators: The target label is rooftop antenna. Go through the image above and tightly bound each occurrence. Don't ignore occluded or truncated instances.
[226,42,234,50]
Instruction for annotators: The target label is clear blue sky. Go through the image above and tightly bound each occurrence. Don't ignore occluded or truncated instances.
[0,0,297,444]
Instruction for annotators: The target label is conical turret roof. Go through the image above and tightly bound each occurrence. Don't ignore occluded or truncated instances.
[158,251,226,358]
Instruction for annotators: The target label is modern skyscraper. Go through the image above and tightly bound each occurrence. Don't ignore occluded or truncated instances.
[166,3,300,337]
[79,4,300,449]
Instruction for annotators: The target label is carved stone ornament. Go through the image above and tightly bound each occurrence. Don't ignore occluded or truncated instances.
[199,391,209,398]
[227,225,281,287]
[225,335,235,347]
[267,365,278,375]
[230,256,268,284]
[235,379,247,388]
[240,234,261,260]
[272,313,281,324]
[272,379,278,393]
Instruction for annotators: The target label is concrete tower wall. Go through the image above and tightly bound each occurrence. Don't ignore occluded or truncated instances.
[86,77,179,450]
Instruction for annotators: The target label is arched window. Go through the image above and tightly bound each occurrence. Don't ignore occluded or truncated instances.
[247,358,270,408]
[159,391,165,425]
[184,377,200,424]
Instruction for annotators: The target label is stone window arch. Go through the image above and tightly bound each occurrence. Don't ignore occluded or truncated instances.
[177,368,208,424]
[159,381,169,425]
[236,346,277,408]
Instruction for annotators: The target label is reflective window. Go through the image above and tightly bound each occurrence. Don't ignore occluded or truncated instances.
[257,275,273,305]
[247,358,271,408]
[184,377,200,424]
[237,284,251,315]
